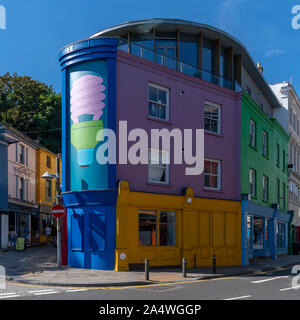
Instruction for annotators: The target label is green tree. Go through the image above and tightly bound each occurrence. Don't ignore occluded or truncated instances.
[0,72,61,153]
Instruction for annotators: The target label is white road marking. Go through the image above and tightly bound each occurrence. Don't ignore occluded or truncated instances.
[279,285,300,292]
[0,292,17,296]
[28,289,57,293]
[65,289,88,293]
[224,295,252,300]
[0,295,21,299]
[251,276,289,284]
[33,291,58,296]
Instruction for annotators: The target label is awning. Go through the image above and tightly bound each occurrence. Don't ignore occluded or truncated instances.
[9,210,37,216]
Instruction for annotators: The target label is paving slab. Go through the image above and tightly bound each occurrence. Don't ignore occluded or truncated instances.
[1,246,300,287]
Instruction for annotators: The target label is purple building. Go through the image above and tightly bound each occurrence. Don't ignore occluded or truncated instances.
[116,49,241,199]
[59,19,247,270]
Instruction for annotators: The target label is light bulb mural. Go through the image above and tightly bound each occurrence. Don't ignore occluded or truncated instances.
[69,60,108,192]
[70,74,105,168]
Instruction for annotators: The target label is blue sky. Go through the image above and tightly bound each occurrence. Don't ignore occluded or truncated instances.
[0,0,299,94]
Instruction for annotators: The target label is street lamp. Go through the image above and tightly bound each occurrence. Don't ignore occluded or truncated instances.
[41,155,62,268]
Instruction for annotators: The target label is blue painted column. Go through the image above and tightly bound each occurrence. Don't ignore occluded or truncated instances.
[58,38,118,270]
[241,200,249,266]
[271,208,278,260]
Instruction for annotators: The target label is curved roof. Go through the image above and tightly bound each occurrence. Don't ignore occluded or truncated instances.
[90,18,281,108]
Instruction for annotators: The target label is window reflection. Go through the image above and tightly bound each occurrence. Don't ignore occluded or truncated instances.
[180,41,198,67]
[253,218,264,249]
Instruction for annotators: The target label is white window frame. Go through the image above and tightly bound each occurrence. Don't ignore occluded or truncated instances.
[19,144,25,164]
[249,169,256,197]
[250,119,256,147]
[148,148,169,185]
[204,101,221,134]
[262,175,268,201]
[148,83,169,121]
[45,179,52,201]
[204,159,221,190]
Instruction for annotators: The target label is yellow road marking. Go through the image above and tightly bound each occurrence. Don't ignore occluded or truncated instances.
[7,276,237,291]
[7,266,292,291]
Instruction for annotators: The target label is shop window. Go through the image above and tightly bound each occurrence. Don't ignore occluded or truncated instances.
[159,211,176,246]
[148,149,169,184]
[148,84,169,121]
[139,210,157,246]
[276,221,286,248]
[139,210,176,246]
[265,219,271,249]
[253,218,264,249]
[204,159,221,190]
[247,216,253,249]
[204,102,221,134]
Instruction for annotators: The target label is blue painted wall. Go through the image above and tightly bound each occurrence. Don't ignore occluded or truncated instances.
[241,200,291,265]
[59,38,118,270]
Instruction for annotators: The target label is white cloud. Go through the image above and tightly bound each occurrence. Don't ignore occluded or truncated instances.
[264,49,286,58]
[216,0,244,30]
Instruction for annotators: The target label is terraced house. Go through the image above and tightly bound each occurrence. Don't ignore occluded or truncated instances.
[0,124,60,248]
[271,82,300,246]
[59,18,291,271]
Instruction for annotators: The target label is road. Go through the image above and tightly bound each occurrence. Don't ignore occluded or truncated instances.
[0,267,299,300]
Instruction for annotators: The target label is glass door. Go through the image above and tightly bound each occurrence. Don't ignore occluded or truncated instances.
[156,46,176,70]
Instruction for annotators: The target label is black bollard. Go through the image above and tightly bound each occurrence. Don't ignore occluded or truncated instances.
[212,255,216,274]
[145,258,149,280]
[182,258,187,278]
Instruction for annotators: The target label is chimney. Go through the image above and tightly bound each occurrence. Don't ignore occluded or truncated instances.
[257,62,263,74]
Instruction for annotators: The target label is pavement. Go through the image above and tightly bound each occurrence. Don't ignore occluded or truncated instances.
[1,245,300,288]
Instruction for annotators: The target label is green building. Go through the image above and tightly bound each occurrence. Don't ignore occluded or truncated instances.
[241,92,292,265]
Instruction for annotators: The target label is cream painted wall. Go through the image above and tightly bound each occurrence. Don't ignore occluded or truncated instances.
[5,132,37,204]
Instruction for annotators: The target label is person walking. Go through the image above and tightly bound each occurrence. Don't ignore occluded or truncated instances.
[24,226,30,250]
[45,225,52,245]
[9,228,17,249]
